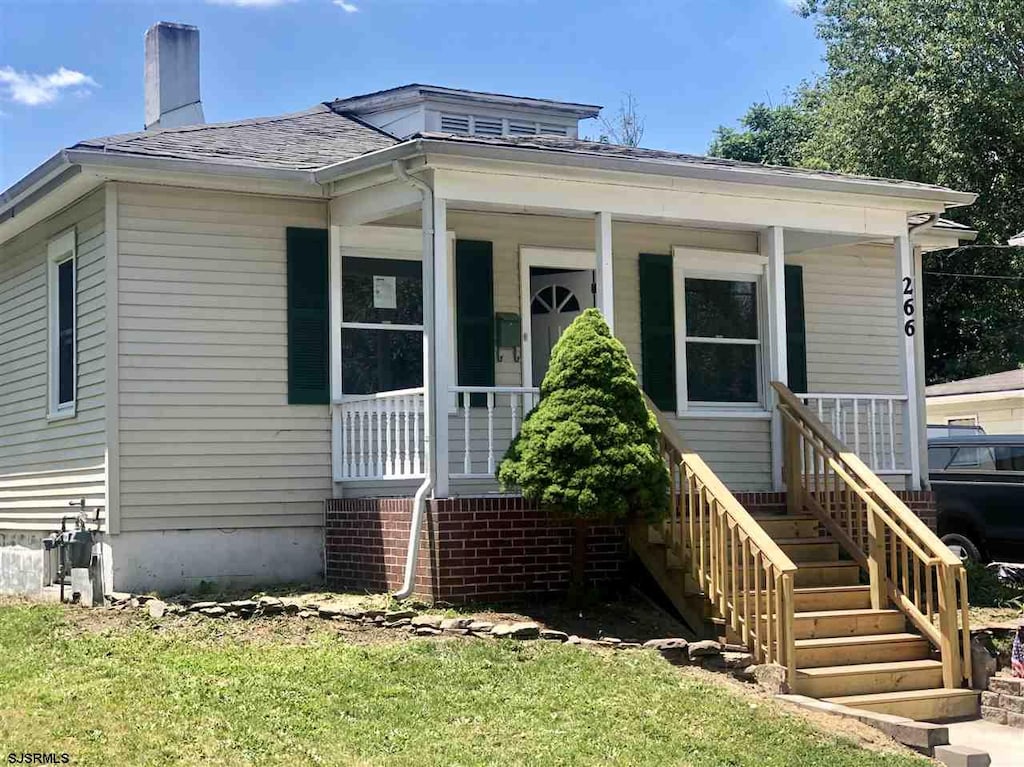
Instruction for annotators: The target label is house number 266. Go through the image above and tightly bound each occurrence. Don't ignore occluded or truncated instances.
[902,276,915,336]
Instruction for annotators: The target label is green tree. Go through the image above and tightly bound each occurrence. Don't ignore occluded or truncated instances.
[924,246,1024,382]
[708,93,819,167]
[497,309,668,522]
[709,0,1024,382]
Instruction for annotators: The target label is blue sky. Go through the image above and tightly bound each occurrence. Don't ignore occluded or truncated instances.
[0,0,823,189]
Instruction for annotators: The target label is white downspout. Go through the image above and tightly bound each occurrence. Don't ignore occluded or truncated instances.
[392,159,434,600]
[909,212,940,236]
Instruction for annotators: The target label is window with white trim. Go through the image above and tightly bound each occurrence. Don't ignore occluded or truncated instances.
[684,277,761,403]
[674,249,768,413]
[47,228,77,419]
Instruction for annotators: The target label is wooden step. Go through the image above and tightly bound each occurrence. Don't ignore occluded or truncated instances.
[795,659,943,698]
[795,632,932,668]
[793,561,861,587]
[823,688,979,721]
[750,514,821,539]
[793,608,905,639]
[793,585,872,612]
[774,538,840,563]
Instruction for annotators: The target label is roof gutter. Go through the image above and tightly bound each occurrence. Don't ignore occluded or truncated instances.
[64,148,320,184]
[1,148,325,228]
[316,138,978,207]
[0,150,79,224]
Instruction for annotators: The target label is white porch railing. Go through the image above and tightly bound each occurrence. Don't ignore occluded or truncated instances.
[795,393,910,475]
[450,386,540,479]
[334,387,426,481]
[332,387,911,484]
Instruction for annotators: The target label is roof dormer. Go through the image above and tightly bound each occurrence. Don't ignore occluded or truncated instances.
[328,84,601,140]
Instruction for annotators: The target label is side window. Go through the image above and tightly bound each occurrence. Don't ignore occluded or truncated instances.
[948,445,996,471]
[47,228,77,419]
[928,446,956,471]
[995,446,1024,472]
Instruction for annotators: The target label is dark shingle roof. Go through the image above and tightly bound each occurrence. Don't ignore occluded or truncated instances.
[416,132,971,197]
[72,105,397,171]
[926,369,1024,397]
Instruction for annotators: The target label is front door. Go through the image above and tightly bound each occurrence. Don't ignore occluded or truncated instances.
[529,268,595,385]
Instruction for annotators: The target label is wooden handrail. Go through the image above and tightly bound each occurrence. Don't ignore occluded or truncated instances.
[648,400,797,575]
[772,381,971,689]
[643,394,797,684]
[773,383,960,567]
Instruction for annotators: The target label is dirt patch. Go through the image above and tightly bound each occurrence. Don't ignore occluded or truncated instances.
[59,604,434,647]
[970,605,1022,630]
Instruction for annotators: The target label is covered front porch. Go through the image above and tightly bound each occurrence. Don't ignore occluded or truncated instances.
[322,153,953,499]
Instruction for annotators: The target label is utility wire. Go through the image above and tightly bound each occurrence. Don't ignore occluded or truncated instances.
[924,271,1024,281]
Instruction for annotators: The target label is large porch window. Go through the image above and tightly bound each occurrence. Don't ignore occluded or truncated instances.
[340,256,423,395]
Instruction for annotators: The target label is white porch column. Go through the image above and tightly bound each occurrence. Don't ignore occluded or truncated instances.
[912,244,930,490]
[764,226,788,491]
[595,211,614,331]
[432,197,451,497]
[329,224,343,483]
[896,233,923,490]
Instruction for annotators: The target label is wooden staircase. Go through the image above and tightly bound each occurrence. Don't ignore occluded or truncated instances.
[634,385,977,722]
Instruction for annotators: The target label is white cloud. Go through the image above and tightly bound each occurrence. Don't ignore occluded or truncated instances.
[334,0,359,10]
[0,66,97,106]
[207,0,298,6]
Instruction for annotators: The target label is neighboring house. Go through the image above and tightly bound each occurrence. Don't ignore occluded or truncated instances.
[0,21,985,719]
[927,369,1024,435]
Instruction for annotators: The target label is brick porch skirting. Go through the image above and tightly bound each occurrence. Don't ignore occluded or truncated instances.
[324,496,627,603]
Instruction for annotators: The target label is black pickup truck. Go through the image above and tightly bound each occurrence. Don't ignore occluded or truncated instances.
[929,435,1024,562]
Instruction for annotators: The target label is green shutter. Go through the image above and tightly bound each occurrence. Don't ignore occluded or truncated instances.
[639,253,676,411]
[455,240,495,407]
[287,227,329,404]
[785,264,808,393]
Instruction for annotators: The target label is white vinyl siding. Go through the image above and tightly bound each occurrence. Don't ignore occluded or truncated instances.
[0,190,107,531]
[116,184,331,532]
[789,243,903,394]
[927,395,1024,436]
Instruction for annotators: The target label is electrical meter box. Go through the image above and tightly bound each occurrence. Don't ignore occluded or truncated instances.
[494,312,521,361]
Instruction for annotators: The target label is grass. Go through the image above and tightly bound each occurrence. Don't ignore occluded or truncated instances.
[0,603,929,767]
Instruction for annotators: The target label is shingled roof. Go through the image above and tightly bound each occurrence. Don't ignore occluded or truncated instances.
[926,369,1024,397]
[415,132,972,198]
[72,105,397,171]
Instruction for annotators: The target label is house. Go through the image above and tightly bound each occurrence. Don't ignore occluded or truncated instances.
[927,369,1024,435]
[0,22,981,719]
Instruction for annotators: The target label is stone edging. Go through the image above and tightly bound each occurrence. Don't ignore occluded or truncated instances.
[105,592,788,694]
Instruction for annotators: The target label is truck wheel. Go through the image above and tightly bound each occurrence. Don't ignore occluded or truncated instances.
[941,532,982,563]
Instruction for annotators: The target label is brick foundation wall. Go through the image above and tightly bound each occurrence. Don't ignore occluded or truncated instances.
[325,496,627,603]
[897,490,938,532]
[324,498,431,595]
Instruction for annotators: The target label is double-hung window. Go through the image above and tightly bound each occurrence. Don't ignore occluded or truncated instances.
[340,256,423,395]
[47,228,77,419]
[675,249,767,413]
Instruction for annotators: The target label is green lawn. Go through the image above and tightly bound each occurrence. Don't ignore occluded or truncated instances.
[0,603,928,767]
